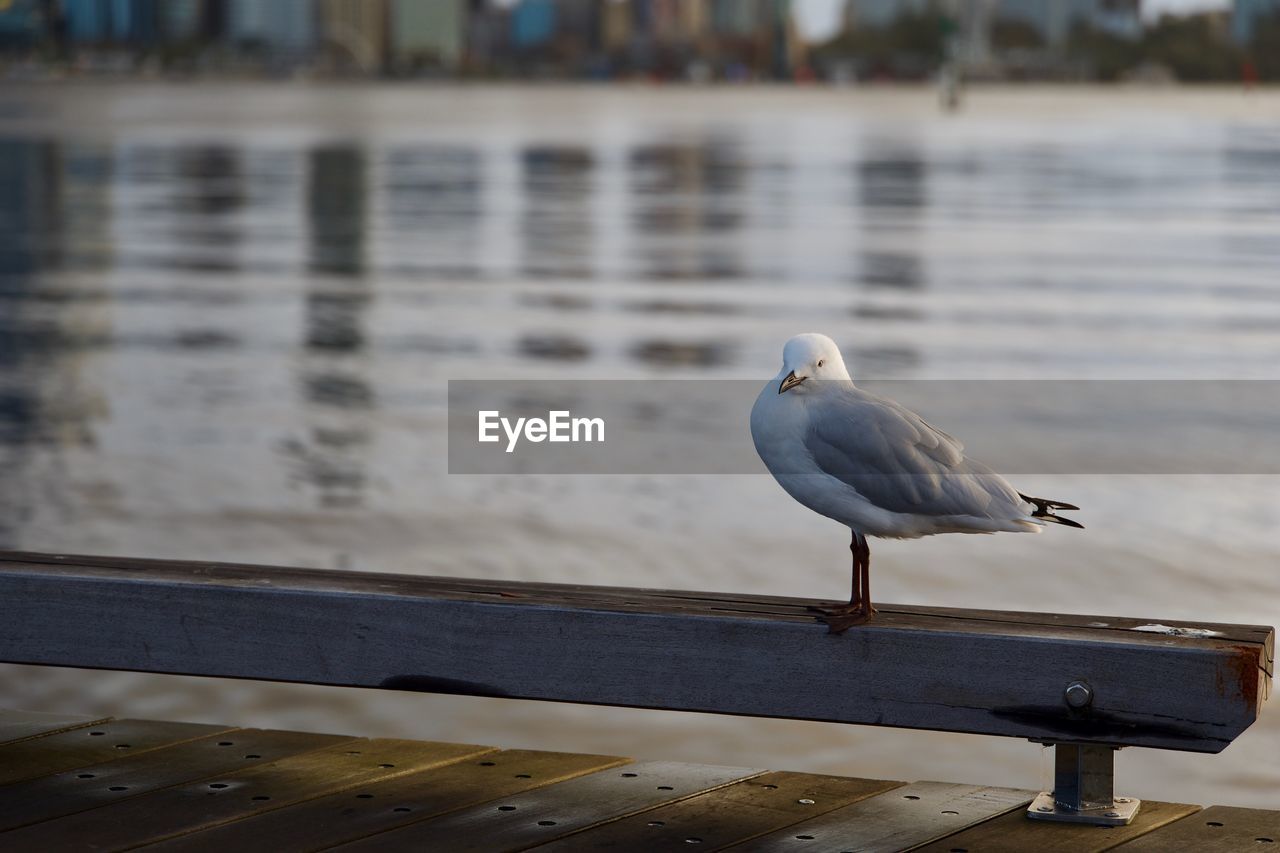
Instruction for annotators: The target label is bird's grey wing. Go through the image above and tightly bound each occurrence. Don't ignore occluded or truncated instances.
[804,389,1023,519]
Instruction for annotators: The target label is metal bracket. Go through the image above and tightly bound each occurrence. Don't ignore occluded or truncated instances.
[1027,742,1141,826]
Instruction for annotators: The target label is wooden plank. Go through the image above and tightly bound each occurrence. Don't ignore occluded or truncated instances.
[911,799,1200,853]
[525,770,904,851]
[0,551,1270,752]
[1109,806,1280,852]
[140,749,629,853]
[0,738,490,852]
[0,719,231,786]
[0,709,109,746]
[0,728,353,832]
[724,781,1035,853]
[4,551,1273,645]
[327,761,764,852]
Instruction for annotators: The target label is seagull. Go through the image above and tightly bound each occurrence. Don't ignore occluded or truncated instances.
[750,333,1081,633]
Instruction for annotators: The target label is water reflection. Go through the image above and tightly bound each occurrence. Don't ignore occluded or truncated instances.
[6,101,1280,514]
[629,139,746,280]
[305,290,370,353]
[857,251,924,291]
[858,145,928,213]
[522,146,594,279]
[293,143,375,508]
[308,144,366,276]
[0,140,101,545]
[0,140,62,450]
[0,139,63,276]
[632,339,734,368]
[383,145,482,278]
[854,144,926,301]
[169,146,244,271]
[519,334,592,362]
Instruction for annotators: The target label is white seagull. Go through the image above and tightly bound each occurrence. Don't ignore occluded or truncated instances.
[750,333,1081,633]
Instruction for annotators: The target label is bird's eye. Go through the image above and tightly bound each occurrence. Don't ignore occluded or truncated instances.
[817,360,824,367]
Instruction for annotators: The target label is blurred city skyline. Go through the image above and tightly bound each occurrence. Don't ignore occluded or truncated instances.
[0,0,1277,82]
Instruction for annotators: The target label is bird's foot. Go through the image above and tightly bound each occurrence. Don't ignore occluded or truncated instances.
[807,602,876,634]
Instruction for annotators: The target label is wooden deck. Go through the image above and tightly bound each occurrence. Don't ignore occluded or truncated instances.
[0,711,1275,852]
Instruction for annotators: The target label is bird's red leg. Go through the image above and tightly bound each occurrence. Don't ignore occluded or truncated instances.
[809,531,873,633]
[860,536,877,618]
[849,530,862,606]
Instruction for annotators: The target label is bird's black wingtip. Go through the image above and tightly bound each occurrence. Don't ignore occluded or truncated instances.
[1019,492,1083,528]
[1019,492,1081,512]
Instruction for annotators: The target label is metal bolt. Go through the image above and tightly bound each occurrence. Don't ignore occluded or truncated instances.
[1116,798,1131,804]
[798,799,815,805]
[1064,681,1093,709]
[1037,806,1052,813]
[1104,811,1120,818]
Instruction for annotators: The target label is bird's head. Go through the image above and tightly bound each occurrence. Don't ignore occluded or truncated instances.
[776,333,851,394]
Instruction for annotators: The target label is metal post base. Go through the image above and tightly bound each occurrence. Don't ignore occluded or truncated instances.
[1027,791,1141,826]
[1026,742,1141,826]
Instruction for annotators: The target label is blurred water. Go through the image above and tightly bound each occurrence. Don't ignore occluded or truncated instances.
[1,84,1278,807]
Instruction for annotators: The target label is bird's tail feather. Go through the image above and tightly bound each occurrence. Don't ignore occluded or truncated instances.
[1019,493,1084,529]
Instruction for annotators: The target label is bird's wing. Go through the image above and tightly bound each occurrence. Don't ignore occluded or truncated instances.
[803,387,1025,519]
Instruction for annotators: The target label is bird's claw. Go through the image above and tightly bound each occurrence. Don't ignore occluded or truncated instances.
[807,602,876,634]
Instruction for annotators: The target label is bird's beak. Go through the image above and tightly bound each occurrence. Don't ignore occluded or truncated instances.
[778,371,805,394]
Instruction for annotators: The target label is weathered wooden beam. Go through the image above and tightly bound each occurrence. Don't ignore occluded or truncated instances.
[0,551,1271,753]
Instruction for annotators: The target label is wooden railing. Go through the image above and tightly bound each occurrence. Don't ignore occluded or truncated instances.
[0,550,1269,754]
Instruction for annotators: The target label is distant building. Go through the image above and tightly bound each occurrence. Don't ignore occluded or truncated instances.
[1096,0,1141,38]
[0,0,42,47]
[61,0,162,44]
[945,0,996,67]
[712,0,764,35]
[320,0,387,72]
[510,0,555,47]
[467,0,510,67]
[389,0,463,69]
[601,0,630,52]
[996,0,1140,46]
[1233,0,1280,43]
[226,0,315,58]
[161,0,201,40]
[846,0,928,29]
[559,0,601,50]
[677,0,713,38]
